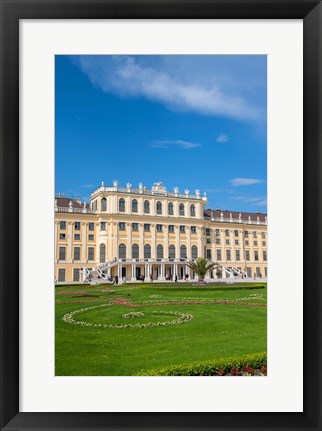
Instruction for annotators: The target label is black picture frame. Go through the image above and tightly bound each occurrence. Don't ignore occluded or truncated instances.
[0,1,321,430]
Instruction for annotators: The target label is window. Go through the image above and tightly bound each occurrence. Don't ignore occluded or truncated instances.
[206,239,211,244]
[226,250,231,261]
[168,202,174,215]
[156,201,162,214]
[191,226,196,234]
[59,246,66,261]
[179,203,185,216]
[254,240,258,246]
[236,250,240,261]
[262,241,266,246]
[89,222,94,231]
[74,247,80,261]
[263,250,267,261]
[157,244,164,259]
[234,230,239,237]
[119,198,125,212]
[262,232,266,238]
[132,244,139,259]
[59,233,66,240]
[119,222,126,231]
[191,245,198,259]
[180,245,187,258]
[245,250,250,261]
[245,240,249,246]
[99,243,106,263]
[74,234,80,240]
[216,249,222,261]
[235,239,239,245]
[264,267,267,277]
[156,224,163,232]
[226,239,230,245]
[244,230,249,238]
[215,229,220,236]
[58,268,65,282]
[246,267,252,278]
[168,225,174,233]
[216,238,220,244]
[205,228,211,236]
[206,249,212,259]
[92,200,97,211]
[180,225,185,233]
[169,245,175,259]
[254,250,259,261]
[144,244,151,259]
[88,234,94,241]
[60,221,66,230]
[144,224,150,232]
[74,222,80,230]
[190,204,195,217]
[73,268,80,282]
[225,229,229,237]
[88,247,94,260]
[100,222,106,231]
[253,231,257,238]
[132,199,138,213]
[119,243,126,259]
[101,198,107,212]
[132,223,138,232]
[144,200,150,213]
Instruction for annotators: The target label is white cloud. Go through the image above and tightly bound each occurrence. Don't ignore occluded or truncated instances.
[216,134,229,143]
[230,178,263,187]
[80,184,95,188]
[152,140,201,150]
[74,56,259,120]
[231,194,267,207]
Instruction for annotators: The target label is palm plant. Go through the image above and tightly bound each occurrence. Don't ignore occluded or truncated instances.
[187,257,218,282]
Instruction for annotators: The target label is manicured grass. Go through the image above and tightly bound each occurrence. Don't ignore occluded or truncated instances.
[55,283,267,376]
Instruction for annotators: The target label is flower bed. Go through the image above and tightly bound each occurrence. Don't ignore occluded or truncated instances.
[62,304,193,329]
[137,352,267,376]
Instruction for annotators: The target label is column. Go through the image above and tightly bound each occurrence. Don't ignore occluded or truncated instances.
[108,222,113,261]
[175,225,180,259]
[139,223,144,259]
[151,224,156,259]
[67,222,73,262]
[186,226,191,258]
[113,222,118,259]
[164,225,169,259]
[126,222,132,259]
[132,264,136,281]
[81,222,87,262]
[197,226,203,257]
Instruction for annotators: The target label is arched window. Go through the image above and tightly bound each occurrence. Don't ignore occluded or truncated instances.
[179,203,185,216]
[119,198,125,212]
[144,200,150,214]
[157,244,164,259]
[99,243,106,263]
[190,204,195,217]
[132,199,138,213]
[191,245,198,259]
[119,243,126,259]
[169,244,175,259]
[180,245,187,259]
[101,198,107,212]
[156,201,162,214]
[132,244,139,259]
[144,244,151,259]
[168,202,174,215]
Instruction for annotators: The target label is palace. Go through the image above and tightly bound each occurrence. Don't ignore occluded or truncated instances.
[55,181,267,283]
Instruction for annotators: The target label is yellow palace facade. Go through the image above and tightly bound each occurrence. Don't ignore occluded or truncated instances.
[55,181,267,283]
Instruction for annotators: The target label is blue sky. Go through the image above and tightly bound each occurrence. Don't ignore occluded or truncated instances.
[55,55,267,213]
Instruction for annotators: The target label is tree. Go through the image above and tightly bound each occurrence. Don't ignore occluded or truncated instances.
[187,257,218,282]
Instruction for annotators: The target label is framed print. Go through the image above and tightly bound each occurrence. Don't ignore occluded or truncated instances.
[0,0,321,430]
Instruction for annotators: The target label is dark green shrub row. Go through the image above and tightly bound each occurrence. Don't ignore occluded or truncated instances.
[139,284,267,292]
[137,352,267,376]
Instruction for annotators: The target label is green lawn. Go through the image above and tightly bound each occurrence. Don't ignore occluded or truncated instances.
[55,283,267,376]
